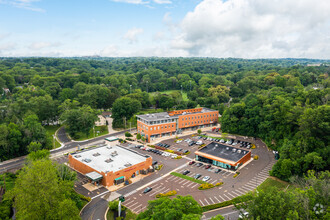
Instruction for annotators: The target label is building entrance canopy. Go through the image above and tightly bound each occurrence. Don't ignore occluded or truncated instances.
[85,171,103,182]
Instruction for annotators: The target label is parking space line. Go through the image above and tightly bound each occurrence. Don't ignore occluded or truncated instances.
[186,181,195,187]
[242,185,254,191]
[204,198,210,205]
[199,199,205,206]
[209,197,215,204]
[182,180,191,186]
[131,204,142,212]
[223,194,232,200]
[126,202,139,209]
[231,191,241,197]
[210,180,217,185]
[236,188,248,194]
[149,187,167,196]
[191,183,199,188]
[213,196,220,203]
[218,195,225,202]
[227,192,235,198]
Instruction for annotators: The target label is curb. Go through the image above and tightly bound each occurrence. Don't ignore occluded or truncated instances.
[202,204,235,214]
[79,199,93,217]
[104,207,109,220]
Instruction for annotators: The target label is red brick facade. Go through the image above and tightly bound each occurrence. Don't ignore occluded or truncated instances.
[69,154,152,187]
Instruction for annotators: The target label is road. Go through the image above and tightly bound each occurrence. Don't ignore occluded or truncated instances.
[0,127,134,173]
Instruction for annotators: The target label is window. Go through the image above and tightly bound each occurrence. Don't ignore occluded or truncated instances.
[165,126,167,128]
[150,128,153,131]
[158,126,160,130]
[172,125,174,127]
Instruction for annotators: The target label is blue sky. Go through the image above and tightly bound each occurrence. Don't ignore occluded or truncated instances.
[0,0,329,58]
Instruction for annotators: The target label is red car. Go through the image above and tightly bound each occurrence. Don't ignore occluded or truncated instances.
[189,161,195,165]
[204,165,211,169]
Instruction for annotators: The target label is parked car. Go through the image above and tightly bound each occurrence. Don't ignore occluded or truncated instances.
[182,170,190,175]
[196,163,203,167]
[143,187,152,193]
[189,161,195,165]
[220,139,225,143]
[183,150,190,154]
[202,176,210,181]
[171,155,177,159]
[204,165,211,169]
[238,212,249,219]
[214,168,221,173]
[203,137,207,140]
[152,161,158,165]
[177,148,183,151]
[194,174,202,179]
[208,168,213,172]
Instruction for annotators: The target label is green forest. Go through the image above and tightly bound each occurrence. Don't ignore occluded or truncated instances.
[0,57,329,183]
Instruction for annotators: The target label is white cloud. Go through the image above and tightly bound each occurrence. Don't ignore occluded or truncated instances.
[0,0,45,12]
[172,0,330,58]
[124,28,144,44]
[153,0,172,4]
[0,33,11,41]
[111,0,149,4]
[29,42,61,50]
[0,42,16,51]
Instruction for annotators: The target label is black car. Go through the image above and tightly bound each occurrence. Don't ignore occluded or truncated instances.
[196,163,203,167]
[177,148,183,151]
[152,161,158,165]
[182,170,190,175]
[183,150,189,154]
[214,168,221,173]
[194,174,202,179]
[203,137,207,140]
[143,187,152,193]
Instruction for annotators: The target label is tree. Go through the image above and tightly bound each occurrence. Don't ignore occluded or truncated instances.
[8,159,80,220]
[197,129,202,134]
[112,97,142,128]
[136,195,202,220]
[125,132,133,137]
[27,142,42,153]
[210,215,225,220]
[26,149,50,162]
[136,133,141,140]
[60,105,98,138]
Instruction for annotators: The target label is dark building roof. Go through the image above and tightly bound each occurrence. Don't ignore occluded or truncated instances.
[197,142,250,162]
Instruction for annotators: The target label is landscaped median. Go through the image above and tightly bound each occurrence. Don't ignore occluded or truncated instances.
[155,190,177,198]
[198,182,224,190]
[170,172,206,184]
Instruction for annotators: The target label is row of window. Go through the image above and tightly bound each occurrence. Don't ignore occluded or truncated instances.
[138,124,175,132]
[181,113,216,121]
[181,119,214,127]
[138,118,176,125]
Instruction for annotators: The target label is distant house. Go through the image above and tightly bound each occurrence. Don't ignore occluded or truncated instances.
[102,112,112,118]
[2,88,10,95]
[95,115,107,126]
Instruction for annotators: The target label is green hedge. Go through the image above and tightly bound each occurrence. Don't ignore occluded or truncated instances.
[170,172,206,184]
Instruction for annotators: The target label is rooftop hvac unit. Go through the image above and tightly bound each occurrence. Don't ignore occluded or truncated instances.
[93,152,100,157]
[124,163,132,167]
[74,155,81,158]
[107,146,112,149]
[215,144,218,147]
[237,150,241,153]
[83,158,91,163]
[232,149,237,152]
[226,147,229,150]
[111,151,118,157]
[105,158,113,163]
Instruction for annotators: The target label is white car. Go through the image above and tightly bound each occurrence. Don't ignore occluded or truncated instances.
[238,212,249,219]
[171,155,177,159]
[202,176,210,181]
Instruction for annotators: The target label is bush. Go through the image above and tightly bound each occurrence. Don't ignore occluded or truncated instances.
[197,129,202,134]
[251,144,256,149]
[215,182,224,186]
[184,151,190,155]
[155,164,163,170]
[254,155,259,160]
[125,132,133,137]
[199,183,214,190]
[155,190,177,198]
[136,133,141,140]
[125,138,133,141]
[175,156,182,159]
[233,172,240,178]
[165,149,174,153]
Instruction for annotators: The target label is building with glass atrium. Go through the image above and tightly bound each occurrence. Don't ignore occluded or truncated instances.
[195,142,251,170]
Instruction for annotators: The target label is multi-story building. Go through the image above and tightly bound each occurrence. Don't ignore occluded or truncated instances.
[137,108,219,142]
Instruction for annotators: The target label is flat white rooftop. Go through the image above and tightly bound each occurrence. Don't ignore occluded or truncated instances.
[72,144,148,173]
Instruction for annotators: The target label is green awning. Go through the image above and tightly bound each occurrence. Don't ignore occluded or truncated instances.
[115,176,124,181]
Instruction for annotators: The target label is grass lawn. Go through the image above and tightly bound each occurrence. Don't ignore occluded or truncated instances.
[73,126,109,141]
[171,172,206,184]
[44,125,61,148]
[150,90,189,101]
[106,208,137,220]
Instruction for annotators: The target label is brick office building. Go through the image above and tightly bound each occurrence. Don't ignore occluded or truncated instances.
[195,142,251,170]
[137,108,219,142]
[69,144,152,187]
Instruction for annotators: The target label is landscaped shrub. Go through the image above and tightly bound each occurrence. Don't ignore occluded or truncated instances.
[254,155,259,160]
[155,164,163,170]
[197,129,202,134]
[125,132,133,137]
[166,149,174,153]
[155,190,177,198]
[125,138,133,141]
[198,183,214,190]
[136,133,141,140]
[215,182,224,186]
[251,144,256,149]
[174,156,182,159]
[184,151,190,155]
[233,172,240,178]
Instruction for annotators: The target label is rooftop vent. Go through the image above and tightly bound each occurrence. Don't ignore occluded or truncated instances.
[105,158,113,163]
[74,155,81,158]
[232,149,237,152]
[215,144,218,147]
[83,158,91,163]
[226,147,229,150]
[124,163,132,167]
[237,150,241,153]
[93,152,100,157]
[111,151,118,157]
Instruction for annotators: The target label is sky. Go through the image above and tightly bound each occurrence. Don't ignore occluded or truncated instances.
[0,0,329,58]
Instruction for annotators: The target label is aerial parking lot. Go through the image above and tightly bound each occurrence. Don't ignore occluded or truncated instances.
[117,131,276,214]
